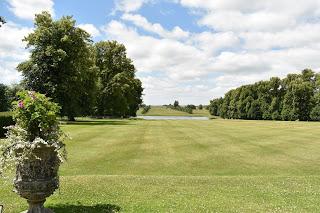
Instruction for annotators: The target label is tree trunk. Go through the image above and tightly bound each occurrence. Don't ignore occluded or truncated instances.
[68,115,75,121]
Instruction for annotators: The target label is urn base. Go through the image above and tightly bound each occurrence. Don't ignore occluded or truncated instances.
[20,200,54,213]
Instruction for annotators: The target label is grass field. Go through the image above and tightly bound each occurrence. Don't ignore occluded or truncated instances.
[1,119,320,212]
[137,106,210,117]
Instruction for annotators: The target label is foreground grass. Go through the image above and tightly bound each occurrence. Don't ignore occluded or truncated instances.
[137,106,210,117]
[2,175,320,212]
[1,119,320,212]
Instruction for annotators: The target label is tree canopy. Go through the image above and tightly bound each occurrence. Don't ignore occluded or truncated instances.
[209,69,320,121]
[94,41,143,117]
[17,12,97,120]
[173,100,179,108]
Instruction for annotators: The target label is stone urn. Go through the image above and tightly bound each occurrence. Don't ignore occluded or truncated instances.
[14,145,60,213]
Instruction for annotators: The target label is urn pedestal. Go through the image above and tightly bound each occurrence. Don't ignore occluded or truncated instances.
[14,146,60,213]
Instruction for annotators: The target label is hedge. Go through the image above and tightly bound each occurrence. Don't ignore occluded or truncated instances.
[0,112,14,138]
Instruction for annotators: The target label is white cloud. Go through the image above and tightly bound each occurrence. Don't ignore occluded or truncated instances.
[0,22,32,60]
[179,0,320,15]
[190,31,240,55]
[77,24,101,37]
[122,13,189,40]
[102,20,215,80]
[241,24,320,50]
[199,10,296,32]
[114,0,151,13]
[0,59,23,84]
[7,0,54,20]
[0,22,31,84]
[179,0,320,32]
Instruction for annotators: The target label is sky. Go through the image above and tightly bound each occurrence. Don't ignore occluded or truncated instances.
[1,0,320,105]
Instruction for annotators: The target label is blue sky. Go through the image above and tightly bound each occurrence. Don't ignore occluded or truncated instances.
[1,0,320,105]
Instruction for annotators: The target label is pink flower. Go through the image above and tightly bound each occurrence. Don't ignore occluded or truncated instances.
[18,100,24,109]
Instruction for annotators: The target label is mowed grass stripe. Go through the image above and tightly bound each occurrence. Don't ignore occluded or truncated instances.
[58,119,320,176]
[2,175,320,212]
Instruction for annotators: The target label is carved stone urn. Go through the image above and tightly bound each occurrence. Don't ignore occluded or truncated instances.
[14,145,60,213]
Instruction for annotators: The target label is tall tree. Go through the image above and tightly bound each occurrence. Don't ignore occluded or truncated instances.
[281,78,314,121]
[311,73,320,121]
[94,41,143,117]
[17,12,97,120]
[173,100,179,108]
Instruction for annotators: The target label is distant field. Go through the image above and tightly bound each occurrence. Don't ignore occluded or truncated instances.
[1,119,320,212]
[137,106,210,117]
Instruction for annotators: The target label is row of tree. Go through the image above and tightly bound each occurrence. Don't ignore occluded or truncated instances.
[209,69,320,121]
[14,12,143,120]
[166,100,193,114]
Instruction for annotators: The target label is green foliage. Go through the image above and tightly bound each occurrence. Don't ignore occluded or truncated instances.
[167,104,193,114]
[6,83,24,106]
[198,104,203,110]
[94,41,143,117]
[186,104,196,110]
[18,12,97,121]
[0,84,10,112]
[209,69,320,121]
[0,91,66,174]
[281,78,314,121]
[141,105,151,114]
[209,98,223,116]
[173,100,179,107]
[0,112,14,138]
[12,91,61,141]
[310,106,320,121]
[16,12,143,119]
[0,83,24,112]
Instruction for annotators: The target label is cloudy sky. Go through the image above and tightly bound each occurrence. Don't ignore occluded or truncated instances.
[1,0,320,105]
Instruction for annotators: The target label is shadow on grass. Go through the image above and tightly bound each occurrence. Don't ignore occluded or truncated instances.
[63,120,132,126]
[50,203,121,213]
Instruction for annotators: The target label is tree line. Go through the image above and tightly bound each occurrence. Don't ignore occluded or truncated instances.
[1,12,143,120]
[209,69,320,121]
[165,100,196,114]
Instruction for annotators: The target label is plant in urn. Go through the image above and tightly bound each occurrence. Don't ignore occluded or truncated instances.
[0,91,66,213]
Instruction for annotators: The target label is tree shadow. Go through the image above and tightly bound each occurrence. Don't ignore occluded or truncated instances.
[50,203,121,213]
[62,120,132,126]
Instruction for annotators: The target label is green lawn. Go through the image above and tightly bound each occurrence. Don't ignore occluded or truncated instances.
[1,119,320,212]
[137,106,210,117]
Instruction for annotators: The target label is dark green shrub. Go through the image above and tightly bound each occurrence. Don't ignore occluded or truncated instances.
[0,112,14,138]
[310,106,320,121]
[186,105,196,110]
